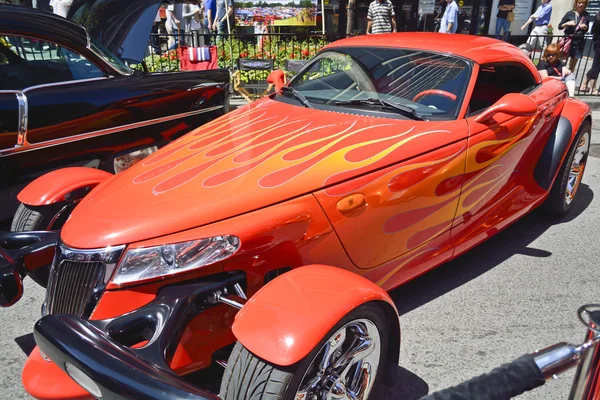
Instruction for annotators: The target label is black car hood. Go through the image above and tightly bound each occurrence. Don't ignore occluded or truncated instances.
[68,0,161,63]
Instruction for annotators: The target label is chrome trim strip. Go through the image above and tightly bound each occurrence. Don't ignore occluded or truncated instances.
[22,77,109,93]
[15,92,28,147]
[1,105,223,156]
[44,243,126,318]
[189,82,223,91]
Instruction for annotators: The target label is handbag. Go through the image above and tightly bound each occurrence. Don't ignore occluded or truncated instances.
[559,15,586,56]
[558,35,572,56]
[507,11,514,22]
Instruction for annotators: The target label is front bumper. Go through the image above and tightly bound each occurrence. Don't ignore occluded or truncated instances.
[33,271,246,400]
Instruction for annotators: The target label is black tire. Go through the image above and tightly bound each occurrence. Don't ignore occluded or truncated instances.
[219,302,389,400]
[11,203,44,232]
[543,120,591,216]
[10,203,68,288]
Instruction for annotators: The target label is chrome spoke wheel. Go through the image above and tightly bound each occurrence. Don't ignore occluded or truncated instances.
[295,319,381,400]
[566,131,590,205]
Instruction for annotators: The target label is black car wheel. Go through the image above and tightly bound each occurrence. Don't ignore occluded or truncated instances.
[11,203,70,287]
[544,120,591,216]
[219,303,388,400]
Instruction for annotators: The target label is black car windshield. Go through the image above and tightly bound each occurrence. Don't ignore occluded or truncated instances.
[283,47,471,120]
[89,36,133,75]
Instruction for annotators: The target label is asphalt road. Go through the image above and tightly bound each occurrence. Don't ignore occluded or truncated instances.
[2,140,600,400]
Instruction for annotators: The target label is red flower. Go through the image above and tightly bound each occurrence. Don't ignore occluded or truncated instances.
[289,53,295,59]
[240,51,248,58]
[301,49,310,57]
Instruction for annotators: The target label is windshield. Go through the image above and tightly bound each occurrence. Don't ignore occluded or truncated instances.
[284,47,471,120]
[89,36,133,75]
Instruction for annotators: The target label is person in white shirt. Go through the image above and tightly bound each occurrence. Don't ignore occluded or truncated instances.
[49,0,73,18]
[439,0,459,33]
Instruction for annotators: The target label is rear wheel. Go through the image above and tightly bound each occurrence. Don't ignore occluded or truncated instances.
[544,121,591,215]
[219,303,388,400]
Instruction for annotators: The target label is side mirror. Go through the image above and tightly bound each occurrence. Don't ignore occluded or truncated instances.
[475,93,538,123]
[267,70,286,92]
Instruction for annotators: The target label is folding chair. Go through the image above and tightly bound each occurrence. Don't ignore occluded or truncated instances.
[232,58,274,103]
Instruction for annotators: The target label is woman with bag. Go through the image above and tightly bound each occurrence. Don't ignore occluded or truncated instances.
[495,0,515,41]
[558,0,590,73]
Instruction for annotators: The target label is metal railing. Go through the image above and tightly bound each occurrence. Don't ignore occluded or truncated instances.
[139,32,600,97]
[142,32,344,72]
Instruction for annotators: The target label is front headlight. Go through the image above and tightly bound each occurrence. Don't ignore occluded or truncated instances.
[112,236,240,285]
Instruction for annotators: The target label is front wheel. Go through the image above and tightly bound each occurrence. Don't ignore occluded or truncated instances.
[219,303,388,400]
[543,121,591,215]
[11,203,71,287]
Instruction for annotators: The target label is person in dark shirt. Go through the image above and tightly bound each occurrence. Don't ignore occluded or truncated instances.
[558,0,589,72]
[580,10,600,93]
[495,0,515,41]
[538,43,575,98]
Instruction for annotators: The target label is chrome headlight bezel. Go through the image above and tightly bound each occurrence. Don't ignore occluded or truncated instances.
[112,235,241,286]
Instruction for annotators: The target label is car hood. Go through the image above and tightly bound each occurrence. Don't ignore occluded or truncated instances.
[61,99,461,249]
[68,0,161,63]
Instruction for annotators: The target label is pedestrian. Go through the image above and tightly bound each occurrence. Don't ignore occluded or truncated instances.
[579,10,600,94]
[151,8,161,54]
[49,0,72,18]
[495,0,515,41]
[439,0,459,34]
[558,0,589,73]
[213,0,234,35]
[204,0,216,34]
[166,4,183,50]
[521,0,552,52]
[538,43,576,98]
[184,1,204,46]
[366,0,397,34]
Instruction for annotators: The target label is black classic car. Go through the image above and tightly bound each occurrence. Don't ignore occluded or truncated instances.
[0,0,231,226]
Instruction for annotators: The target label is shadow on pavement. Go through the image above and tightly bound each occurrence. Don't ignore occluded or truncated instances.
[378,184,593,399]
[390,184,593,316]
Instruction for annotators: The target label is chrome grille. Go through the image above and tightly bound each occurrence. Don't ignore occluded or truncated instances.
[44,243,126,319]
[46,260,105,316]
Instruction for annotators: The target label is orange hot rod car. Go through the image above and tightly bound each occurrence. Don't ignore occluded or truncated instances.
[0,33,592,400]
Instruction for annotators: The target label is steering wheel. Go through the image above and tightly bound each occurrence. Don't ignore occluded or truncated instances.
[413,89,457,103]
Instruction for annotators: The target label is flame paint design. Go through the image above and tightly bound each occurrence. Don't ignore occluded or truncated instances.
[131,101,455,195]
[323,114,539,286]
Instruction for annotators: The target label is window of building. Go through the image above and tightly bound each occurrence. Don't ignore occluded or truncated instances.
[0,35,104,90]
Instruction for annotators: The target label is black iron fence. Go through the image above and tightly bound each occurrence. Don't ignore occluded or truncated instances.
[140,32,600,97]
[140,32,345,73]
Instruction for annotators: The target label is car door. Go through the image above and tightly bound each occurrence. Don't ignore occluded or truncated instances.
[0,91,22,221]
[451,63,565,255]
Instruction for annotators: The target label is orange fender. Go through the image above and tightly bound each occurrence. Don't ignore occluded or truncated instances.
[232,265,400,382]
[18,167,113,206]
[22,346,93,400]
[562,98,592,140]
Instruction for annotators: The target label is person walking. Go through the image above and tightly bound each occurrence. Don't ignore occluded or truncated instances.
[579,10,600,93]
[559,0,589,73]
[495,0,515,41]
[204,0,217,34]
[166,5,180,50]
[213,0,234,35]
[366,0,397,34]
[49,0,72,18]
[521,0,552,52]
[439,0,459,34]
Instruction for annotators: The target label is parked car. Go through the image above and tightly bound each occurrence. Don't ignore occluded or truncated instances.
[0,1,231,228]
[1,32,592,400]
